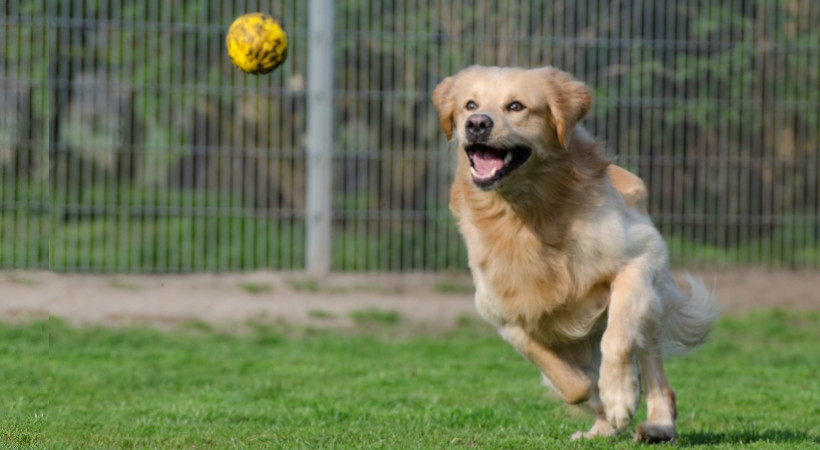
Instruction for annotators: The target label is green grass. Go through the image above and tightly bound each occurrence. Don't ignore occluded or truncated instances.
[2,312,819,448]
[4,178,818,271]
[349,308,401,326]
[665,218,820,269]
[287,278,322,293]
[434,280,476,294]
[307,309,337,320]
[43,214,469,272]
[18,210,820,272]
[239,282,274,294]
[48,216,308,272]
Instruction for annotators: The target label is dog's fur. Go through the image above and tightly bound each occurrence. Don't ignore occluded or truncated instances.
[432,66,717,442]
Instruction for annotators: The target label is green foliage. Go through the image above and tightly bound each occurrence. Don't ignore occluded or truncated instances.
[0,181,49,269]
[1,311,819,447]
[3,0,820,270]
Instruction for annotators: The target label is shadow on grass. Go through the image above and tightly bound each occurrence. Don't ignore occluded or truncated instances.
[679,430,819,447]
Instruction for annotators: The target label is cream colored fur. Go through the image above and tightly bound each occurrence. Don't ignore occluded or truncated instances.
[432,65,718,442]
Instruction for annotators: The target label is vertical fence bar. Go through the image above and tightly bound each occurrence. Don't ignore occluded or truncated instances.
[306,0,333,274]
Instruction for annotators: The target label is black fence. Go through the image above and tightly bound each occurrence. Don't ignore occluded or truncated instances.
[2,0,818,271]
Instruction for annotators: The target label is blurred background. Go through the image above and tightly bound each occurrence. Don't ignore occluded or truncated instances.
[2,0,819,273]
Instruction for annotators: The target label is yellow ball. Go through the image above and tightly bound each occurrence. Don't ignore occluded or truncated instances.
[226,12,289,75]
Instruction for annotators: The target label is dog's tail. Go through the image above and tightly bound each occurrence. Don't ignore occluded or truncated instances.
[659,273,719,355]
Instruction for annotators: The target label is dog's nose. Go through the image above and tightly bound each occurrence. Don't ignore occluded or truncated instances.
[465,114,493,140]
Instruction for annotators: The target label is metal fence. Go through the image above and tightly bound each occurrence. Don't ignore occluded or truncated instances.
[2,0,819,272]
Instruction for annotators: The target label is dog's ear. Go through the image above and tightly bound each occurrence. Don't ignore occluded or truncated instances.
[432,75,456,140]
[538,67,592,149]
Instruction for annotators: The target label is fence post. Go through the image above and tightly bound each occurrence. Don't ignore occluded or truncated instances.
[306,0,334,274]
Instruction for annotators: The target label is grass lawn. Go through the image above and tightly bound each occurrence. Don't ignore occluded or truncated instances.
[1,310,818,448]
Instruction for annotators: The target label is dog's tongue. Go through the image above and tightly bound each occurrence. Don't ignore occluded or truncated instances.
[473,148,506,177]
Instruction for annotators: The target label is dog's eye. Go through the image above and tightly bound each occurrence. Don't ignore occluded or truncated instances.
[465,100,477,111]
[507,101,525,112]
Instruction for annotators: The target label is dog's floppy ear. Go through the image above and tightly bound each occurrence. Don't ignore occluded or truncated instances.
[538,67,592,149]
[432,75,456,140]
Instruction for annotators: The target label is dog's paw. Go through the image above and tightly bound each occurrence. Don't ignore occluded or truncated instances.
[599,361,639,431]
[634,422,676,443]
[571,418,616,441]
[605,402,634,431]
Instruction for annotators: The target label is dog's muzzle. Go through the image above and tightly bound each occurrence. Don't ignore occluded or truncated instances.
[465,143,532,189]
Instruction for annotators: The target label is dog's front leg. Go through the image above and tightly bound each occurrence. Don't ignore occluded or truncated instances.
[499,325,593,404]
[500,325,616,439]
[599,260,659,431]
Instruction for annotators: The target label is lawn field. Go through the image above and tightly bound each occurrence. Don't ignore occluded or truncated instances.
[2,310,818,448]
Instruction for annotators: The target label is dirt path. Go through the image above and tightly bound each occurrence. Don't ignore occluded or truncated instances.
[1,269,818,332]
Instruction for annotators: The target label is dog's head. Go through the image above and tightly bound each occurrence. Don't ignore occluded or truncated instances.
[432,66,592,190]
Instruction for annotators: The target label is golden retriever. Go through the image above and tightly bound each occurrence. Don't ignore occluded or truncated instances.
[432,66,717,442]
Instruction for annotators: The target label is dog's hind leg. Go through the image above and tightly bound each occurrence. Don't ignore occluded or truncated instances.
[634,338,677,443]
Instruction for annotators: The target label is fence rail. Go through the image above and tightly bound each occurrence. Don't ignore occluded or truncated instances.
[1,0,819,272]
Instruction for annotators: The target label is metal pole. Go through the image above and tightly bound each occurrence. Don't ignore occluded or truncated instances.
[306,0,334,274]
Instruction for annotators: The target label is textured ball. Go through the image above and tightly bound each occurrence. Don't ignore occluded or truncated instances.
[226,12,289,75]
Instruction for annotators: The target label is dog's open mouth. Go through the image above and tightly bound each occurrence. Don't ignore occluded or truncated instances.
[466,144,532,189]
